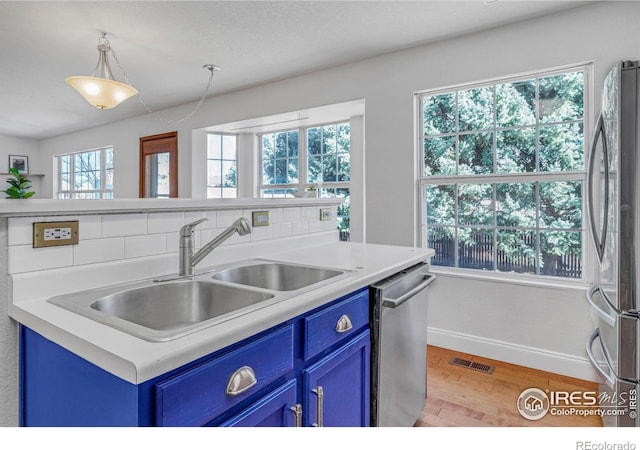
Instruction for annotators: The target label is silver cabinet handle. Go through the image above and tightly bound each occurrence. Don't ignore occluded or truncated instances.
[335,314,353,333]
[225,366,257,396]
[312,386,324,427]
[289,404,302,427]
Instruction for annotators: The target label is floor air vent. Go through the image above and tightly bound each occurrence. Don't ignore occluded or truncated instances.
[449,357,495,374]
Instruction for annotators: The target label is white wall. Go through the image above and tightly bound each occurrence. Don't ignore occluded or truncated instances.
[4,2,639,423]
[0,135,43,198]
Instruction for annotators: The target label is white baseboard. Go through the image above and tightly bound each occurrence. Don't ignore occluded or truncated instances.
[428,327,600,383]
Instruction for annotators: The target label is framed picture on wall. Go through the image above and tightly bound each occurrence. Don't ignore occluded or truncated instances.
[8,155,29,174]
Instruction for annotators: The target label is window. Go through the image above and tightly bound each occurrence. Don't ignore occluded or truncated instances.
[419,66,587,279]
[56,146,113,199]
[259,122,351,240]
[307,123,350,184]
[307,123,351,241]
[261,130,299,198]
[207,134,237,198]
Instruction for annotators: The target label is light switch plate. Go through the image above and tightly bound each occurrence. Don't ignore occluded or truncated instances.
[320,208,333,221]
[252,211,269,227]
[33,221,79,248]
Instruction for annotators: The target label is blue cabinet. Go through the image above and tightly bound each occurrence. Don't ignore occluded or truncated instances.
[155,324,294,426]
[303,331,370,427]
[20,287,370,427]
[220,379,299,427]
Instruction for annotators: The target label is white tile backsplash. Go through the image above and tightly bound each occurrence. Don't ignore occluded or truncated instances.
[267,208,282,224]
[292,220,310,236]
[6,206,338,275]
[272,222,292,239]
[147,212,185,234]
[282,207,301,222]
[217,210,246,228]
[7,217,42,246]
[308,220,324,234]
[125,234,167,259]
[301,207,317,220]
[324,219,338,231]
[250,226,273,242]
[165,232,179,253]
[76,215,102,240]
[9,245,73,273]
[73,237,125,265]
[102,214,147,238]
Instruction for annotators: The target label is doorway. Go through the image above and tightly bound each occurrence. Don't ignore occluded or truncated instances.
[139,131,178,198]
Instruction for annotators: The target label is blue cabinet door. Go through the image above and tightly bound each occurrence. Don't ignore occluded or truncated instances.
[220,379,298,427]
[302,330,370,427]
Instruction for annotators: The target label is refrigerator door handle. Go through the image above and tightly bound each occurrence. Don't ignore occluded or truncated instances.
[586,328,616,389]
[586,112,610,263]
[585,285,618,327]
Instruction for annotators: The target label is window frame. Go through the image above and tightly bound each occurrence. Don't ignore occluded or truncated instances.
[206,132,238,199]
[258,120,351,196]
[56,146,114,199]
[258,121,352,241]
[416,63,594,286]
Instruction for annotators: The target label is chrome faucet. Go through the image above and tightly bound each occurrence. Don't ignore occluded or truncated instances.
[179,217,252,277]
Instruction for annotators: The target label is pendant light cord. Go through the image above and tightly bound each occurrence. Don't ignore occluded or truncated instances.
[105,35,219,124]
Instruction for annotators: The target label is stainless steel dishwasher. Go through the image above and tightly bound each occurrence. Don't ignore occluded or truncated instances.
[369,261,435,427]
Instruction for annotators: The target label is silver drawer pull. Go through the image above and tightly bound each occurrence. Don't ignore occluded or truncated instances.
[225,366,257,396]
[290,404,303,427]
[335,314,353,333]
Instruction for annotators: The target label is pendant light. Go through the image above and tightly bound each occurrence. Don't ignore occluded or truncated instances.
[66,33,221,124]
[66,34,138,110]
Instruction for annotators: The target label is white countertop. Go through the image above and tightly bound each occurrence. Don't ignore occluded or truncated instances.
[10,241,434,384]
[0,197,342,217]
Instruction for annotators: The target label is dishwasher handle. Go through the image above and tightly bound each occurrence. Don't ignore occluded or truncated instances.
[382,273,435,308]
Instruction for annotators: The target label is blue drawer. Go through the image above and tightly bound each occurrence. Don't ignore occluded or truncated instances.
[303,289,369,360]
[155,325,294,426]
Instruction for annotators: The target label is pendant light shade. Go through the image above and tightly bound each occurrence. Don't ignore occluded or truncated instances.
[66,35,138,110]
[65,33,220,122]
[66,76,138,110]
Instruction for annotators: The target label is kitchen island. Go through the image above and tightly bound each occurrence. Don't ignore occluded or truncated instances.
[3,198,433,426]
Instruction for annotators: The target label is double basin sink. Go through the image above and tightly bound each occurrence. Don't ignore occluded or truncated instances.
[47,260,351,342]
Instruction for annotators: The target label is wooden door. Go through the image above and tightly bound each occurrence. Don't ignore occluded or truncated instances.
[139,131,178,198]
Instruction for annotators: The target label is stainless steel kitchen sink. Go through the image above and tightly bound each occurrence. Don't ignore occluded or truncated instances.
[47,278,275,342]
[47,259,351,342]
[210,260,346,291]
[91,281,274,330]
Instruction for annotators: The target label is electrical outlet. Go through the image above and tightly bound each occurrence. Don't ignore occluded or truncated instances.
[33,221,79,248]
[252,211,269,227]
[320,208,333,221]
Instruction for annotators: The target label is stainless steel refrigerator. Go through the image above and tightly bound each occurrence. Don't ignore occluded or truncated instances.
[586,60,640,427]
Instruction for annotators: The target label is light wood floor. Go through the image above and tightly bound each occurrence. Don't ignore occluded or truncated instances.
[415,345,603,427]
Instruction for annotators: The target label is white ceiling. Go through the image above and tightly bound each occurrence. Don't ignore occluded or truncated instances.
[0,0,592,140]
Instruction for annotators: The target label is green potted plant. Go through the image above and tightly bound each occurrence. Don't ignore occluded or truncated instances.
[3,167,35,199]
